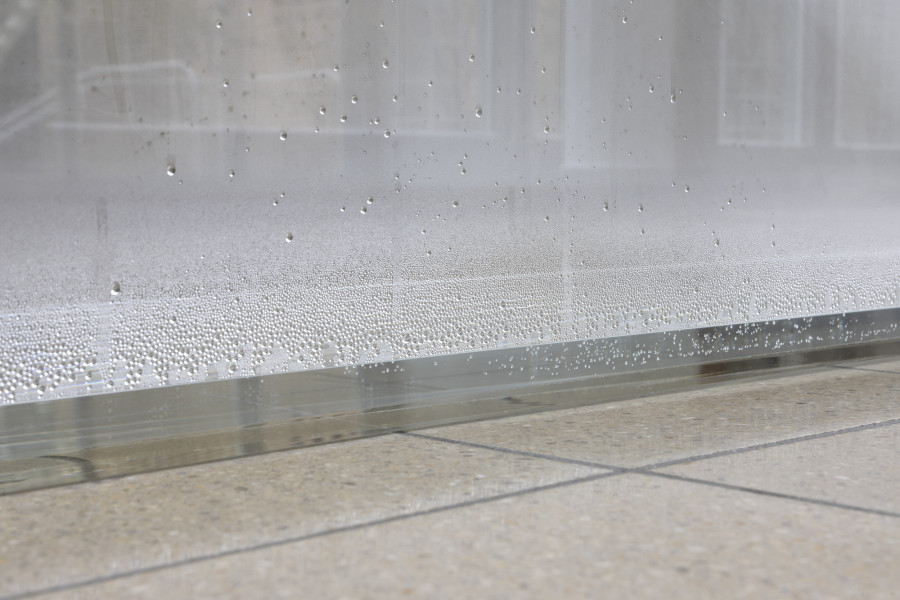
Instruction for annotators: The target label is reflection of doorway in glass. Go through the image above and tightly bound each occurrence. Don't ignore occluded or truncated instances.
[835,0,900,149]
[718,0,805,147]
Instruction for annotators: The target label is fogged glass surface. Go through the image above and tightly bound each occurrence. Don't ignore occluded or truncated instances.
[1,1,898,403]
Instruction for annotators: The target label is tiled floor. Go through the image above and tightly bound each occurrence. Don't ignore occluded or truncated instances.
[2,357,899,599]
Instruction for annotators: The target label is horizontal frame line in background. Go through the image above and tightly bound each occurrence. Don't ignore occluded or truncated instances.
[0,308,897,495]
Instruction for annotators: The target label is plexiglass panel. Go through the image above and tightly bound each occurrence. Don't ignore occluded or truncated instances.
[1,0,898,404]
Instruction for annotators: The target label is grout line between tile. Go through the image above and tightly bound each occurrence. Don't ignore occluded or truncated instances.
[824,364,900,376]
[638,470,900,518]
[401,431,625,472]
[2,471,618,600]
[407,421,900,518]
[408,417,900,474]
[642,417,900,470]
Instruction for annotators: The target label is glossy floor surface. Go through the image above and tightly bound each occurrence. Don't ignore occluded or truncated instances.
[2,356,899,599]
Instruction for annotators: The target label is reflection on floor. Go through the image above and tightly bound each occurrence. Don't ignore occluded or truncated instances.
[2,356,899,599]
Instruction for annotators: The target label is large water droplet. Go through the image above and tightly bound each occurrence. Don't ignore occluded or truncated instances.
[384,130,391,138]
[166,165,176,176]
[279,131,287,141]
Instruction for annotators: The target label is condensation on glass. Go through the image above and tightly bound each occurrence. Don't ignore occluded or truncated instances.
[0,0,898,404]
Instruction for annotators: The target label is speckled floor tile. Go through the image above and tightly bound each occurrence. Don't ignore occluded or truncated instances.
[41,474,900,600]
[417,366,900,468]
[0,435,604,598]
[658,422,900,515]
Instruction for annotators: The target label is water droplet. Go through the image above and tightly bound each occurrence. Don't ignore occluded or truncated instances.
[166,165,176,176]
[541,66,546,73]
[714,239,720,247]
[279,131,287,141]
[286,232,293,242]
[382,59,389,68]
[603,202,609,211]
[427,80,433,87]
[215,20,223,29]
[247,8,252,16]
[474,106,483,118]
[366,196,374,204]
[638,204,643,212]
[360,206,367,214]
[340,206,346,212]
[351,95,358,104]
[340,115,347,123]
[222,79,229,88]
[229,170,235,178]
[622,15,628,23]
[373,116,381,124]
[384,130,391,138]
[670,93,676,103]
[392,94,398,102]
[333,64,340,72]
[516,88,522,95]
[544,125,550,133]
[110,282,121,296]
[649,84,655,93]
[684,185,690,192]
[469,54,475,62]
[319,106,327,115]
[544,215,550,221]
[452,200,459,207]
[530,26,536,34]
